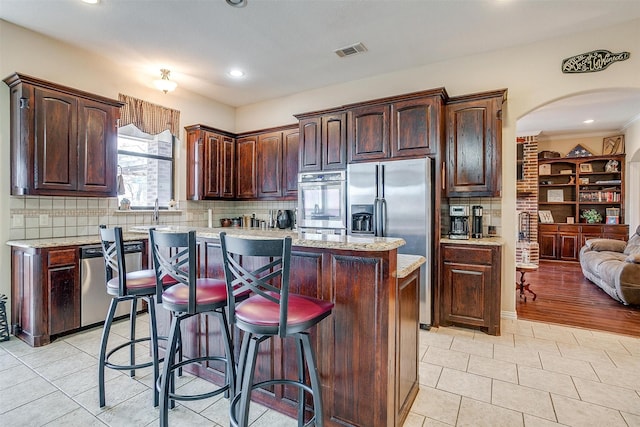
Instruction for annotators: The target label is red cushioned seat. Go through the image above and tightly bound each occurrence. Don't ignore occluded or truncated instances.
[106,269,178,296]
[236,292,334,328]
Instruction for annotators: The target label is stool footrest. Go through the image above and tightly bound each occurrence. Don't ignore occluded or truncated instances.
[156,355,231,402]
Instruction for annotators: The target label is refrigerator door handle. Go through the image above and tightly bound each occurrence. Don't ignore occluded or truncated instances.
[373,197,381,236]
[380,197,387,237]
[380,164,385,198]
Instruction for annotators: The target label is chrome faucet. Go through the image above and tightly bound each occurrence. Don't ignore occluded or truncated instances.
[153,198,159,225]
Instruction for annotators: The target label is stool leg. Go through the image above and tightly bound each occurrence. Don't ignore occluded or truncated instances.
[218,309,236,399]
[295,336,305,427]
[160,314,181,427]
[236,331,251,394]
[98,298,119,408]
[237,336,260,427]
[129,298,138,377]
[147,296,160,408]
[301,332,324,426]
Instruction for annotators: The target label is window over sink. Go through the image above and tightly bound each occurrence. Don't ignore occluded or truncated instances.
[117,124,175,209]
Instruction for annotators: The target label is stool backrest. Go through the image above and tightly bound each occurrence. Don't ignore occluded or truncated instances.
[99,225,128,296]
[219,232,292,337]
[149,229,198,313]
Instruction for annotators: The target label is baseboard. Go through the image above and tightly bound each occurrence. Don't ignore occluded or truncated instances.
[501,310,517,320]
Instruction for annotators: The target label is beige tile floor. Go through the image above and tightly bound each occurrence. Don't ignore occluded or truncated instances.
[1,316,640,426]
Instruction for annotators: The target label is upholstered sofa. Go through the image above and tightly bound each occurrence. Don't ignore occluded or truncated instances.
[579,225,640,305]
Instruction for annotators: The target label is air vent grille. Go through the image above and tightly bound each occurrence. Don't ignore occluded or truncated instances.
[334,42,368,58]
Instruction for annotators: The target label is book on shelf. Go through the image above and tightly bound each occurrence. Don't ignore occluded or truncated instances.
[595,179,622,184]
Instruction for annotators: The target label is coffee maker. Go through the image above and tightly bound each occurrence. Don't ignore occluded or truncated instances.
[472,205,483,238]
[449,205,470,239]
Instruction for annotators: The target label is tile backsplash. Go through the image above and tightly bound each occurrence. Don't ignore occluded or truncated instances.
[8,196,296,241]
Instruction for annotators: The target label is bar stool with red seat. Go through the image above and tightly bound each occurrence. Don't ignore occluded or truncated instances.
[220,232,334,427]
[149,229,237,427]
[97,225,176,408]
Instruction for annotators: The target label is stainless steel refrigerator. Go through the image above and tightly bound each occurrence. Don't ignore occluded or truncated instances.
[347,158,433,327]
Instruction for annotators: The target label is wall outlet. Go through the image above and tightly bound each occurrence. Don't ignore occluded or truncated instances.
[39,214,49,226]
[12,214,24,227]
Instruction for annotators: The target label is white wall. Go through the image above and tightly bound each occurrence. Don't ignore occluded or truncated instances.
[625,118,640,234]
[1,17,639,321]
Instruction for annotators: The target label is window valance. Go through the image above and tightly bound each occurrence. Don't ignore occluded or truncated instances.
[118,94,180,136]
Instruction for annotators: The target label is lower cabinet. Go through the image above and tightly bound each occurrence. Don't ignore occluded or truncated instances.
[440,242,502,336]
[11,246,80,346]
[539,224,629,261]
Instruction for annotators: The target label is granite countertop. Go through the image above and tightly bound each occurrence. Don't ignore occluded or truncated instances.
[396,254,426,278]
[7,226,406,252]
[440,236,505,246]
[5,233,146,249]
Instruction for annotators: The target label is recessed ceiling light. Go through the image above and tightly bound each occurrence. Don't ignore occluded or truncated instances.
[81,0,100,4]
[229,69,245,78]
[583,119,595,124]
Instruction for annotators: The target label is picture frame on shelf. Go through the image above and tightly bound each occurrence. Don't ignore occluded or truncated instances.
[579,177,590,184]
[538,164,551,175]
[547,189,564,202]
[602,135,625,155]
[579,163,593,173]
[538,210,554,223]
[567,217,575,224]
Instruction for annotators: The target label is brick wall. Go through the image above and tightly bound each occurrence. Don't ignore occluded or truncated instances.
[516,136,540,264]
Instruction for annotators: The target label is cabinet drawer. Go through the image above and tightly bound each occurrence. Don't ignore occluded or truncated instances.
[442,245,493,265]
[48,249,77,267]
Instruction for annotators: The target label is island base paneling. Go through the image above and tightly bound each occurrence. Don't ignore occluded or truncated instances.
[154,239,417,427]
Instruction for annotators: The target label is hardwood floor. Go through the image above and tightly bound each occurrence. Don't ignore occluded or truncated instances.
[516,260,640,337]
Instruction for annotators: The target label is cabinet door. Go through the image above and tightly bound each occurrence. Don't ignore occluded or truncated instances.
[47,248,80,336]
[442,260,492,328]
[257,131,283,198]
[203,132,221,198]
[186,129,204,200]
[390,97,438,158]
[446,97,501,197]
[539,232,558,260]
[322,113,347,170]
[34,87,78,192]
[236,136,257,199]
[299,117,321,172]
[77,98,117,195]
[220,136,235,198]
[348,104,389,162]
[282,128,300,199]
[558,233,579,261]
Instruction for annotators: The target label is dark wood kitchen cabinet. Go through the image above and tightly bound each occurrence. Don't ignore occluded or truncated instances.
[186,125,235,200]
[297,112,347,172]
[282,127,300,199]
[390,96,442,158]
[445,89,506,197]
[11,246,80,346]
[349,104,390,162]
[236,135,258,199]
[440,242,502,335]
[4,73,122,197]
[257,131,283,198]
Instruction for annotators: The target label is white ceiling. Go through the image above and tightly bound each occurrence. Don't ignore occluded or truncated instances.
[2,0,640,135]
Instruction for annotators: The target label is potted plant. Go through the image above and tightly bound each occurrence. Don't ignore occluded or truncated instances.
[581,208,602,224]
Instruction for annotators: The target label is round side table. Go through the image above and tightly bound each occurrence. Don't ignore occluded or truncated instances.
[516,262,538,302]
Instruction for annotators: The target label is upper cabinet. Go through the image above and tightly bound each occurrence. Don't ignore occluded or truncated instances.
[298,112,347,172]
[282,127,300,199]
[348,92,444,163]
[185,125,235,200]
[235,135,258,199]
[4,73,122,197]
[445,89,506,197]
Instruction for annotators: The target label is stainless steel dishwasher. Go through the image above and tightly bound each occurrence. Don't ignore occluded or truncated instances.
[79,242,144,327]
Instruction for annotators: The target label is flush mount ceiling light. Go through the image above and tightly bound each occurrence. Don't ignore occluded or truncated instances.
[153,69,177,94]
[226,0,247,7]
[228,69,245,78]
[583,119,595,124]
[81,0,100,4]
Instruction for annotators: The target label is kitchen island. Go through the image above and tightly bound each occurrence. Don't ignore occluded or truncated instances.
[8,227,424,426]
[135,227,423,427]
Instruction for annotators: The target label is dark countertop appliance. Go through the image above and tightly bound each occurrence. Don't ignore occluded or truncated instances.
[472,205,483,239]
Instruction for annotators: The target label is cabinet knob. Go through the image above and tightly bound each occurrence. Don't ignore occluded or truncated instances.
[19,98,29,109]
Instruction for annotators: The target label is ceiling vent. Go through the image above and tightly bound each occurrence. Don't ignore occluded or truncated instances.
[334,42,368,58]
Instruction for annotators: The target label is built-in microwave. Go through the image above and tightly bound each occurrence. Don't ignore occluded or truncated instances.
[297,171,347,234]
